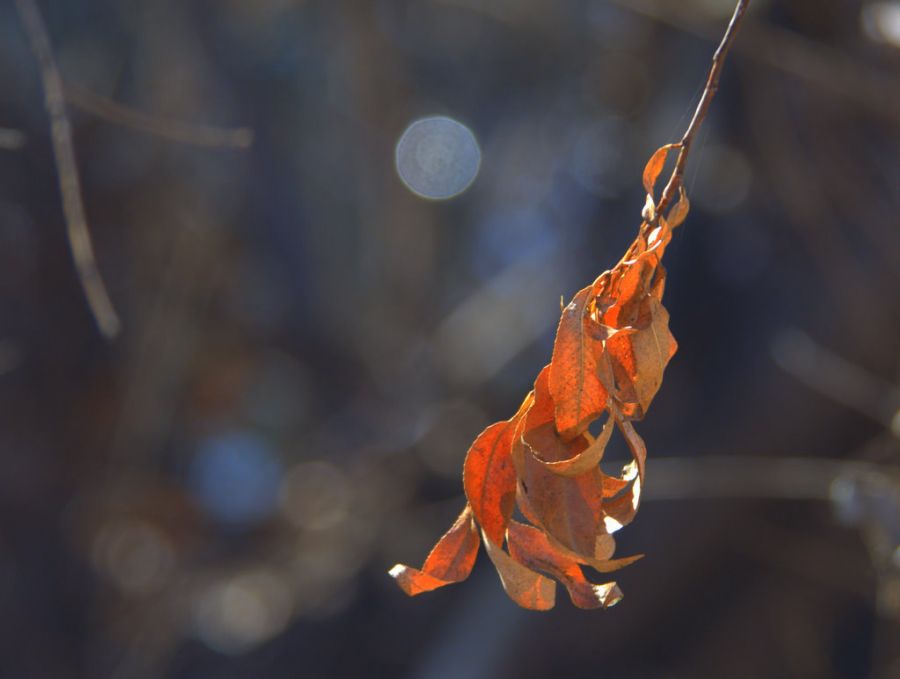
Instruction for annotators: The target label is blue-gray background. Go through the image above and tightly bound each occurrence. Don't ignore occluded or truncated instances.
[0,1,898,677]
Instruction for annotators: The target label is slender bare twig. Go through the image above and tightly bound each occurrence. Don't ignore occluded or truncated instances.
[656,0,750,218]
[15,0,121,338]
[609,0,900,124]
[771,328,900,428]
[64,83,254,149]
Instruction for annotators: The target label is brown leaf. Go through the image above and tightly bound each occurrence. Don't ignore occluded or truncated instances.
[548,285,609,441]
[523,366,554,431]
[389,505,480,596]
[515,484,612,557]
[598,260,651,331]
[513,432,608,559]
[522,366,615,477]
[642,143,678,198]
[666,186,690,228]
[391,137,696,609]
[525,419,614,478]
[507,521,623,609]
[462,397,530,546]
[604,295,677,418]
[600,418,647,532]
[481,529,556,610]
[516,484,643,573]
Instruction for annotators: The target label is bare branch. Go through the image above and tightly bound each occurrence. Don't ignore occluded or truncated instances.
[15,0,121,339]
[64,82,254,150]
[656,0,750,218]
[609,0,900,125]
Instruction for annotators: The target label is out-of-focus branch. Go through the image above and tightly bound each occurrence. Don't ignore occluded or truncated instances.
[15,0,120,338]
[771,328,900,430]
[645,455,895,502]
[65,83,254,149]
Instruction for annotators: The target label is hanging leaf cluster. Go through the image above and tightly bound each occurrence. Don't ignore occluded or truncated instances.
[390,146,690,610]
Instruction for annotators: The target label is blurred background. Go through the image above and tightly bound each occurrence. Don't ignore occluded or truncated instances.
[0,0,899,677]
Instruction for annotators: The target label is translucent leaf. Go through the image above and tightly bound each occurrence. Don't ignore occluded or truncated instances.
[390,506,480,596]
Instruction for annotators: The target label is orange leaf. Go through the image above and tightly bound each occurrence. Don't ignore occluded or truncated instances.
[642,143,678,197]
[525,415,615,477]
[516,482,643,573]
[481,529,556,610]
[391,138,699,609]
[389,505,480,596]
[522,366,614,477]
[507,521,623,609]
[600,419,647,532]
[515,483,613,558]
[549,286,609,440]
[462,396,530,546]
[604,294,677,418]
[513,431,608,559]
[666,186,690,228]
[523,366,554,430]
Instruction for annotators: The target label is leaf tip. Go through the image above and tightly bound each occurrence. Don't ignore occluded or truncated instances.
[593,582,624,608]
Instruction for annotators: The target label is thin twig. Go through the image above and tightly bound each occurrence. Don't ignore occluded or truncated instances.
[65,83,254,149]
[770,328,900,427]
[656,0,750,218]
[16,0,121,339]
[609,0,900,124]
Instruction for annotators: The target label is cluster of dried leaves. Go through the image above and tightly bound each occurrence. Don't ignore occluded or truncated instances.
[390,146,691,609]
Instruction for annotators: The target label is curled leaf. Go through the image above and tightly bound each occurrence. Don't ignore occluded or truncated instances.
[642,143,678,197]
[507,521,622,609]
[522,366,615,477]
[391,139,696,610]
[516,484,615,562]
[526,415,615,477]
[513,436,608,559]
[549,285,610,441]
[604,295,677,419]
[463,396,531,546]
[481,530,556,610]
[666,186,690,228]
[390,505,480,596]
[600,419,647,532]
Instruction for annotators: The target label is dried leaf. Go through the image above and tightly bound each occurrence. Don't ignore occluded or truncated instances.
[390,505,480,596]
[390,139,698,610]
[507,521,622,609]
[522,366,615,477]
[513,433,608,559]
[515,484,618,565]
[462,397,530,546]
[512,495,644,574]
[642,143,678,197]
[548,285,609,441]
[604,295,677,418]
[666,186,690,228]
[526,416,614,477]
[481,530,556,610]
[600,419,647,532]
[387,0,750,604]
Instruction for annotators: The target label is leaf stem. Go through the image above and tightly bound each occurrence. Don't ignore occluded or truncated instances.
[656,0,750,218]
